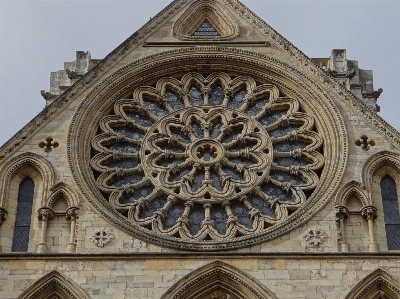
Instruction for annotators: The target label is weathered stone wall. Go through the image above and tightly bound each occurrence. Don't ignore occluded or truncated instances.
[0,255,399,299]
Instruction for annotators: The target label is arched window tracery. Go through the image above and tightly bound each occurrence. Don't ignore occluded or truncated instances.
[380,175,400,250]
[12,177,34,252]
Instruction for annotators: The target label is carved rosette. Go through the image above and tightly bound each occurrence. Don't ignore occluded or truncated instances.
[90,72,324,242]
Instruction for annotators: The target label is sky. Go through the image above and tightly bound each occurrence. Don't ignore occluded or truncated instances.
[1,0,399,146]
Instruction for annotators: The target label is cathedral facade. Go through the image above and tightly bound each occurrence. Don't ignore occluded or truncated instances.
[1,0,400,298]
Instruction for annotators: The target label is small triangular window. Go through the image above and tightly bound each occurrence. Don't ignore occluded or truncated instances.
[192,19,220,37]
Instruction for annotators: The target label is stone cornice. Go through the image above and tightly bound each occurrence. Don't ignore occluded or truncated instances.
[1,252,400,260]
[0,0,399,161]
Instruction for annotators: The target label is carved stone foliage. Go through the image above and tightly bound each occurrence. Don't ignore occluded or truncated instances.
[303,227,328,252]
[89,72,324,245]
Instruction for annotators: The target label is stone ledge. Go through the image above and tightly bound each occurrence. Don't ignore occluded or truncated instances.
[1,252,400,260]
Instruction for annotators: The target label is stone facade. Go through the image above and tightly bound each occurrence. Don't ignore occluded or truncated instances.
[0,0,399,298]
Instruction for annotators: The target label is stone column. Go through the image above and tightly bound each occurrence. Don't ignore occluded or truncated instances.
[335,205,349,252]
[66,206,79,253]
[0,207,8,226]
[361,205,379,252]
[36,207,54,253]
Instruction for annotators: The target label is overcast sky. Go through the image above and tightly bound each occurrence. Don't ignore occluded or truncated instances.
[1,0,399,146]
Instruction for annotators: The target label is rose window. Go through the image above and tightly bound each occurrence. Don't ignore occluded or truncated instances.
[90,72,324,241]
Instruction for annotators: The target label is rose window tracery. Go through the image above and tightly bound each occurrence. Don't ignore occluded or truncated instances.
[90,72,324,242]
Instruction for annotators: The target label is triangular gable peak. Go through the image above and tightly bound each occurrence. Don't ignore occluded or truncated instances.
[1,0,400,162]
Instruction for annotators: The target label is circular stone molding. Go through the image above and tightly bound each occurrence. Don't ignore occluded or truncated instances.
[69,48,347,251]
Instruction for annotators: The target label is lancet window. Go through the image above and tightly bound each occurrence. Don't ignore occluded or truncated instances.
[381,175,400,250]
[12,177,34,252]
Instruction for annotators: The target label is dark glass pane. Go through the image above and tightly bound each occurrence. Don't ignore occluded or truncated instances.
[274,142,308,152]
[112,126,144,140]
[192,121,204,139]
[381,176,398,201]
[210,170,223,191]
[166,91,184,110]
[386,224,400,250]
[211,205,227,235]
[246,96,269,116]
[271,171,304,185]
[188,204,204,235]
[120,186,154,204]
[140,197,167,219]
[248,195,275,217]
[209,86,224,105]
[12,227,30,252]
[125,112,154,127]
[261,182,292,202]
[12,178,34,252]
[222,166,244,181]
[112,174,143,187]
[143,98,167,117]
[189,86,204,106]
[268,125,302,138]
[381,176,400,250]
[259,110,287,126]
[228,90,246,109]
[163,201,184,230]
[192,171,205,192]
[274,157,308,167]
[210,122,222,139]
[192,20,220,37]
[169,168,191,183]
[106,142,140,154]
[231,201,252,228]
[106,159,139,169]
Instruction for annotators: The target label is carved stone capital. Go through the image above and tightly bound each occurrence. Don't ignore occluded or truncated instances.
[361,205,377,220]
[66,206,79,221]
[37,207,54,221]
[0,207,8,226]
[334,205,348,219]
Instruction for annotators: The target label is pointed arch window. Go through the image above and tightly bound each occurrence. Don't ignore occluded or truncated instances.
[381,175,400,250]
[12,177,34,252]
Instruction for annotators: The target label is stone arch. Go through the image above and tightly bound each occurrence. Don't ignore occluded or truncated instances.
[362,151,400,251]
[335,180,369,207]
[344,268,400,299]
[46,182,79,208]
[161,260,277,299]
[362,151,400,205]
[172,0,239,40]
[0,152,55,209]
[17,270,89,299]
[334,181,371,252]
